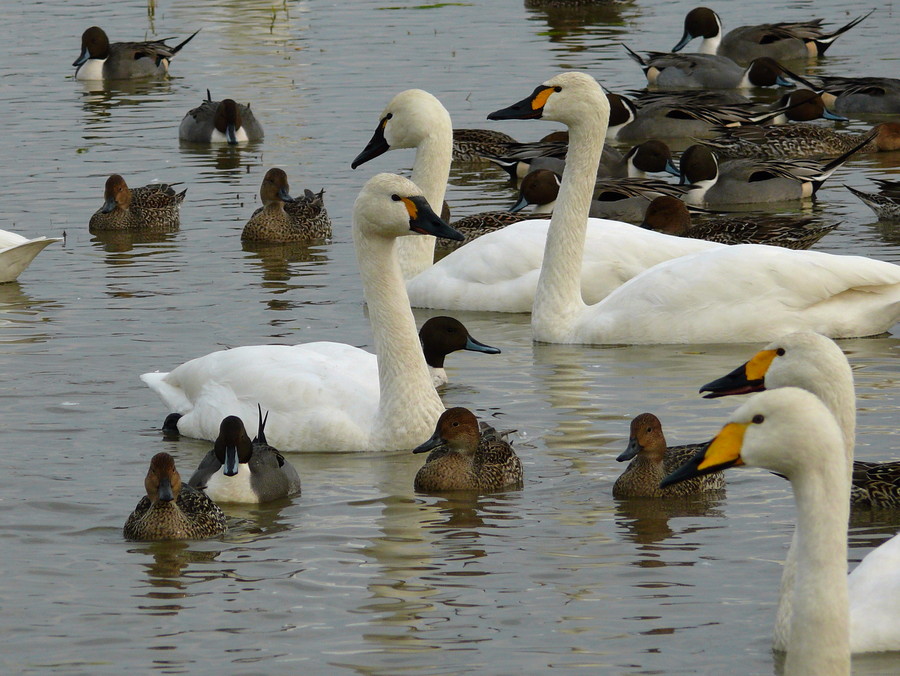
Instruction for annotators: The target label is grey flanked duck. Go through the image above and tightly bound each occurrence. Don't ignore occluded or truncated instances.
[641,196,837,249]
[124,452,226,541]
[73,26,199,80]
[413,407,523,493]
[189,412,301,503]
[241,168,331,242]
[419,316,501,387]
[179,91,264,144]
[624,46,793,90]
[89,174,185,232]
[845,180,900,222]
[613,413,725,498]
[671,7,872,65]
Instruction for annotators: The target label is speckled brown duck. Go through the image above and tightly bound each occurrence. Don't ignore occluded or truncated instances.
[613,413,725,498]
[89,174,185,232]
[241,168,331,242]
[413,407,523,493]
[124,452,226,541]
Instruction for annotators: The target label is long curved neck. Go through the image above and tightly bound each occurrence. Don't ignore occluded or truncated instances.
[396,129,452,280]
[785,453,850,675]
[532,113,605,342]
[354,228,445,449]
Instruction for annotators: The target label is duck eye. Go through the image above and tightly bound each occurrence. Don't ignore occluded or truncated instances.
[452,421,460,427]
[391,194,401,202]
[752,414,764,424]
[553,86,562,92]
[776,348,785,356]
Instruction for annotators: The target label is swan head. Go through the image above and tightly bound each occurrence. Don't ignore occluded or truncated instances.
[487,71,610,130]
[353,173,463,242]
[351,89,451,168]
[214,416,254,477]
[412,407,481,457]
[144,452,182,505]
[259,168,295,207]
[661,387,842,487]
[700,332,852,401]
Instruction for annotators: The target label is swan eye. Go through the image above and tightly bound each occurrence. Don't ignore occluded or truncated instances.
[553,86,562,92]
[391,194,401,202]
[776,348,785,356]
[752,414,764,424]
[384,113,393,121]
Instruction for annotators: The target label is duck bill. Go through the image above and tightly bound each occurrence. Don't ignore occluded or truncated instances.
[822,108,848,122]
[278,187,295,203]
[508,192,529,213]
[464,335,501,355]
[351,120,390,169]
[100,197,117,214]
[72,46,89,68]
[157,477,175,502]
[412,431,445,454]
[616,438,641,462]
[660,425,745,488]
[487,85,554,121]
[700,348,778,398]
[403,196,464,241]
[223,444,240,477]
[664,159,681,177]
[671,30,694,53]
[225,124,239,145]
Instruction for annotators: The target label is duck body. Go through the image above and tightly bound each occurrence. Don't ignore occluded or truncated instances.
[413,408,523,493]
[241,168,330,242]
[845,180,900,221]
[179,92,264,144]
[452,128,518,161]
[73,26,199,80]
[0,230,61,283]
[144,174,465,453]
[435,211,542,251]
[189,414,300,503]
[124,453,226,541]
[89,174,185,232]
[613,412,724,498]
[625,47,791,90]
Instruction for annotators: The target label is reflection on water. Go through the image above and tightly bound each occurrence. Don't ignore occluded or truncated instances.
[177,142,265,177]
[614,494,725,546]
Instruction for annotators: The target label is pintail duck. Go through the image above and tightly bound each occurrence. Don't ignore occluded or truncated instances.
[613,88,842,142]
[188,411,301,504]
[698,331,900,510]
[509,168,686,224]
[613,412,725,498]
[452,128,518,162]
[671,8,873,65]
[73,26,199,80]
[641,196,837,249]
[419,316,501,386]
[413,407,523,493]
[845,180,900,222]
[679,130,876,205]
[0,229,61,284]
[701,121,900,160]
[179,91,264,144]
[89,174,185,232]
[781,68,900,116]
[124,452,226,541]
[241,168,331,242]
[624,46,793,90]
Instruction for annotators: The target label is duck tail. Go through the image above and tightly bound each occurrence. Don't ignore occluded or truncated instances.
[255,403,269,445]
[172,28,201,55]
[622,43,648,70]
[811,128,878,193]
[809,9,873,55]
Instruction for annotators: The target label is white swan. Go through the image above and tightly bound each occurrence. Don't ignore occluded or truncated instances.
[698,331,900,652]
[487,72,900,343]
[662,387,900,671]
[351,88,720,313]
[141,173,461,452]
[0,229,61,283]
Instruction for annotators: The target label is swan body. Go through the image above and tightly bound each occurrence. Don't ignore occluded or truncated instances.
[0,229,60,283]
[142,173,462,452]
[487,72,900,343]
[351,87,721,313]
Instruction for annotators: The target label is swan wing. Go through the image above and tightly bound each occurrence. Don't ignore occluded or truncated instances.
[848,533,900,653]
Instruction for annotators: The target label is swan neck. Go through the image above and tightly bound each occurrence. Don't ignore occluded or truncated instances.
[354,229,444,449]
[532,119,602,341]
[396,129,452,280]
[784,461,850,675]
